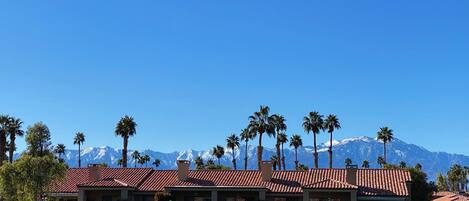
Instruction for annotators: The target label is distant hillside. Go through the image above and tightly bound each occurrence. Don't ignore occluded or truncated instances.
[54,136,469,180]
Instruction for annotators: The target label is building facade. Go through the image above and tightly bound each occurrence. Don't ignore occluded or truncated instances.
[49,161,411,201]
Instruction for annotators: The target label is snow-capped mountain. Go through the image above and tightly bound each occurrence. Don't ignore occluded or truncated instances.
[57,136,469,180]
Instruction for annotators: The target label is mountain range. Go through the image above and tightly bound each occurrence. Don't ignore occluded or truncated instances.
[55,136,469,180]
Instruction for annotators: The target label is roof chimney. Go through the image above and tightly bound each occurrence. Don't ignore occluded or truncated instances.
[177,160,190,181]
[88,164,101,181]
[345,165,358,185]
[261,161,273,181]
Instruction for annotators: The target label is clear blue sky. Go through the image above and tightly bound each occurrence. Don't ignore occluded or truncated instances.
[1,1,468,154]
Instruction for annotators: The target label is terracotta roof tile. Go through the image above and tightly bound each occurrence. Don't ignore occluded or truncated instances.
[303,179,358,189]
[79,178,133,188]
[50,168,411,197]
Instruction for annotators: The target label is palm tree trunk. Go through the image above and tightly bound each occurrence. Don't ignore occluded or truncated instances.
[218,158,221,165]
[78,143,81,168]
[295,148,298,168]
[384,142,387,163]
[123,137,128,168]
[276,143,281,170]
[313,132,318,169]
[244,141,248,170]
[0,132,6,165]
[329,131,333,168]
[257,133,263,170]
[281,143,286,170]
[232,150,236,170]
[9,135,15,163]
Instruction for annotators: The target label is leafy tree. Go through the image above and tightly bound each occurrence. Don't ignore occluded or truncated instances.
[73,132,85,167]
[248,106,274,170]
[115,115,137,168]
[409,165,436,201]
[226,134,240,170]
[377,127,394,163]
[54,144,66,160]
[25,122,52,157]
[289,134,303,168]
[447,164,466,192]
[131,150,140,168]
[362,160,370,169]
[436,172,449,191]
[240,127,255,170]
[271,114,287,170]
[303,111,324,169]
[195,156,204,170]
[7,117,24,163]
[0,115,11,165]
[344,158,352,167]
[153,159,161,169]
[202,159,229,170]
[0,126,67,201]
[377,156,385,168]
[212,145,225,165]
[278,132,288,170]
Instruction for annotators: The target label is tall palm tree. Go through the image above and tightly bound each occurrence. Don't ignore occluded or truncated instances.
[344,158,352,167]
[195,156,204,169]
[73,132,85,168]
[303,111,324,169]
[289,134,303,168]
[377,127,394,163]
[324,114,341,168]
[271,114,287,170]
[131,150,140,168]
[377,156,385,168]
[212,145,225,165]
[0,115,10,165]
[115,115,137,168]
[54,144,66,160]
[278,132,288,170]
[117,158,123,167]
[7,117,24,163]
[153,159,161,169]
[226,134,240,170]
[248,106,274,170]
[362,160,370,169]
[240,127,255,170]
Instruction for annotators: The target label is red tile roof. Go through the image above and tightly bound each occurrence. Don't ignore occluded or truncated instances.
[79,178,133,188]
[433,192,469,201]
[50,168,411,197]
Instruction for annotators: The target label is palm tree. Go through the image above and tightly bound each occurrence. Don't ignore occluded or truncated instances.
[117,158,123,167]
[142,154,150,167]
[195,156,204,169]
[131,150,140,167]
[153,159,161,169]
[137,156,145,167]
[54,144,66,160]
[278,132,288,170]
[377,127,394,163]
[303,111,324,169]
[240,127,255,170]
[115,115,137,168]
[248,106,275,170]
[344,158,352,167]
[271,155,278,170]
[323,114,341,168]
[226,134,240,170]
[212,145,225,165]
[399,161,407,168]
[362,160,370,169]
[73,132,85,168]
[377,156,385,168]
[271,114,287,170]
[0,115,10,165]
[289,134,303,168]
[7,117,24,163]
